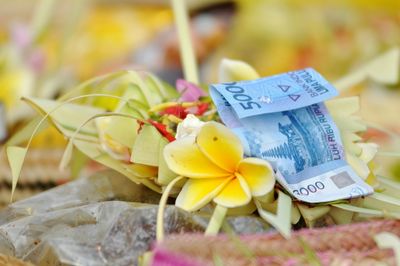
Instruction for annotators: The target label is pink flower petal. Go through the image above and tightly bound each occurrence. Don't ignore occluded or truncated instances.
[176,79,206,102]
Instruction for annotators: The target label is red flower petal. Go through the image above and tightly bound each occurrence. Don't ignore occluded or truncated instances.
[148,120,176,142]
[161,106,188,119]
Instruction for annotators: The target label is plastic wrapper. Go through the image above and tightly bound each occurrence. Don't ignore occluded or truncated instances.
[0,170,270,265]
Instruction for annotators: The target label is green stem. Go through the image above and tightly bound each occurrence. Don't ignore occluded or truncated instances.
[205,204,227,235]
[171,0,199,84]
[156,176,184,242]
[31,0,56,42]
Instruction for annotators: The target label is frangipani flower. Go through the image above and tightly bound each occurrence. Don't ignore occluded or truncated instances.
[164,121,275,211]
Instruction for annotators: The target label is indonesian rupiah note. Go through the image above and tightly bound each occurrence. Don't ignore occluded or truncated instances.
[210,68,373,203]
[211,68,339,119]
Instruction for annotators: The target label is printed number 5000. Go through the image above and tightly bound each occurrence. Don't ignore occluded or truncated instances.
[292,181,325,196]
[224,84,261,110]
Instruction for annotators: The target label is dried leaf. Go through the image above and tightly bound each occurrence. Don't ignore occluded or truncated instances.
[377,176,400,199]
[59,71,124,99]
[102,110,140,149]
[5,117,47,146]
[69,148,89,179]
[145,73,179,100]
[328,206,354,224]
[127,71,163,107]
[22,97,103,137]
[297,204,330,228]
[255,190,292,238]
[331,203,400,218]
[6,146,27,201]
[73,139,161,192]
[363,192,400,213]
[257,194,300,224]
[126,99,150,119]
[117,84,148,109]
[59,139,73,170]
[157,138,178,185]
[131,125,163,166]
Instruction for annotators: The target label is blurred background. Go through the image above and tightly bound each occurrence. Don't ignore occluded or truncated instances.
[0,0,399,205]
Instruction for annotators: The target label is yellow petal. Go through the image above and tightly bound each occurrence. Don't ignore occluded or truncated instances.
[197,122,243,172]
[164,136,230,178]
[237,158,275,197]
[176,177,232,211]
[213,175,251,208]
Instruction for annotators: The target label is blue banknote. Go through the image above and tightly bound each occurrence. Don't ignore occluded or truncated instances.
[210,68,339,119]
[210,72,373,203]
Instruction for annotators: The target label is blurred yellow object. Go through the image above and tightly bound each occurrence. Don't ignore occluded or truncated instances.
[0,68,33,110]
[0,47,35,126]
[60,6,173,79]
[0,2,174,148]
[207,0,400,82]
[30,126,66,148]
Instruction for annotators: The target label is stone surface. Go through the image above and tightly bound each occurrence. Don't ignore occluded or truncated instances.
[0,170,161,226]
[0,170,270,265]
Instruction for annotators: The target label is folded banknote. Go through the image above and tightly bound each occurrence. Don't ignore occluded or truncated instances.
[210,68,373,203]
[212,68,339,119]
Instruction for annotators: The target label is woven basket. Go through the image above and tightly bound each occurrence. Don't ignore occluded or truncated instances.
[152,219,399,266]
[0,148,70,207]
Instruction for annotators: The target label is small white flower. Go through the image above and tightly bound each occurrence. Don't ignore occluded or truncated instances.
[175,114,205,139]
